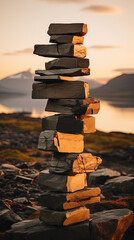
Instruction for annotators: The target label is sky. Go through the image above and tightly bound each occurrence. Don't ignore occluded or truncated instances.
[0,0,134,83]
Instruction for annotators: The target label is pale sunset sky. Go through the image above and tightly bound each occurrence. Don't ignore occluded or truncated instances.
[0,0,134,83]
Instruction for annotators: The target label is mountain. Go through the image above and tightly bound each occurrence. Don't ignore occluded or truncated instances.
[90,74,134,99]
[0,70,34,95]
[84,79,102,89]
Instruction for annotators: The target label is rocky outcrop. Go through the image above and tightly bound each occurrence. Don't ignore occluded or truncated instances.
[90,208,133,240]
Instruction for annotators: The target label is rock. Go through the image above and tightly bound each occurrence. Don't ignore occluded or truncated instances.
[32,81,89,99]
[46,57,89,70]
[50,152,102,174]
[0,209,22,231]
[45,98,100,115]
[102,176,134,196]
[38,169,87,192]
[88,168,121,186]
[39,206,90,226]
[39,187,101,210]
[4,219,90,240]
[13,197,29,204]
[48,23,88,36]
[38,130,84,153]
[90,208,133,240]
[16,175,32,184]
[1,164,20,171]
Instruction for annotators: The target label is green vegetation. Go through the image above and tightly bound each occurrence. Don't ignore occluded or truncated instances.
[0,119,42,132]
[0,149,44,163]
[85,130,134,152]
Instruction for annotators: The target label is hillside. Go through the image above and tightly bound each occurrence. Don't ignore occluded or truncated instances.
[0,70,34,94]
[90,73,134,99]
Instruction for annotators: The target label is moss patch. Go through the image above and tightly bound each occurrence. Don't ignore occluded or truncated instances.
[0,119,41,132]
[84,130,134,152]
[0,149,44,163]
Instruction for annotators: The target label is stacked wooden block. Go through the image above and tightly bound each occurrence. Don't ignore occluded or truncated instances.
[33,23,102,227]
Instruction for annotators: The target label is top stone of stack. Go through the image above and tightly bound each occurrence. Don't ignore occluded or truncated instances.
[47,23,88,36]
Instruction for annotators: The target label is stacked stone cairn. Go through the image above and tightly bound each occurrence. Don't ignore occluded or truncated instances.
[33,23,102,230]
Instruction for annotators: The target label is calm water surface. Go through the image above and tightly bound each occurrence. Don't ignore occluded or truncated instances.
[0,94,134,133]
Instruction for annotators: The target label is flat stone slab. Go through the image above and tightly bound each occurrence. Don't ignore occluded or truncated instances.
[34,75,75,83]
[42,114,95,134]
[102,176,134,195]
[90,208,133,240]
[88,168,121,186]
[38,130,84,153]
[50,153,102,174]
[39,206,90,226]
[0,209,22,231]
[33,43,86,58]
[45,98,100,115]
[32,81,89,99]
[39,187,101,210]
[50,35,84,44]
[38,169,87,193]
[45,57,89,70]
[4,219,90,240]
[35,68,90,77]
[47,23,87,36]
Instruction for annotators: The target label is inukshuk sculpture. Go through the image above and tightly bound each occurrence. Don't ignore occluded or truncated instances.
[33,23,102,227]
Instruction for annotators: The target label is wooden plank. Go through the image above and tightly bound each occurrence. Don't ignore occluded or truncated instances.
[35,68,90,77]
[45,98,100,115]
[33,44,86,58]
[39,187,101,210]
[34,75,75,83]
[32,81,89,99]
[45,58,89,70]
[39,207,89,226]
[42,114,95,134]
[47,23,87,36]
[50,153,102,174]
[38,130,84,153]
[50,35,84,44]
[38,169,87,192]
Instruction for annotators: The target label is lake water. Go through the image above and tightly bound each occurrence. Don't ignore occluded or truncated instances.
[0,94,134,133]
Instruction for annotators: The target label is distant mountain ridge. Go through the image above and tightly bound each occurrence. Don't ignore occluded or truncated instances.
[0,70,34,94]
[90,73,134,99]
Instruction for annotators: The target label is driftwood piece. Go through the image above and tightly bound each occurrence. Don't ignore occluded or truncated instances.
[47,23,88,36]
[39,187,101,210]
[50,35,84,44]
[42,114,95,134]
[45,58,89,70]
[39,207,90,226]
[32,81,89,99]
[35,68,90,77]
[45,98,100,115]
[33,44,86,58]
[50,153,102,174]
[38,130,84,153]
[38,169,87,192]
[34,75,75,83]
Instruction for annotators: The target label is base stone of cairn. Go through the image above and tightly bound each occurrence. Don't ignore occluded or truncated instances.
[4,23,133,240]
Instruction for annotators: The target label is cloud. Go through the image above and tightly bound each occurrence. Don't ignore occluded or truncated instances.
[114,68,134,73]
[40,0,104,3]
[89,45,120,49]
[82,5,122,14]
[3,48,33,56]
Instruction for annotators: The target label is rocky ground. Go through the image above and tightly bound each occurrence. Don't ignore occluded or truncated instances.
[0,112,134,239]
